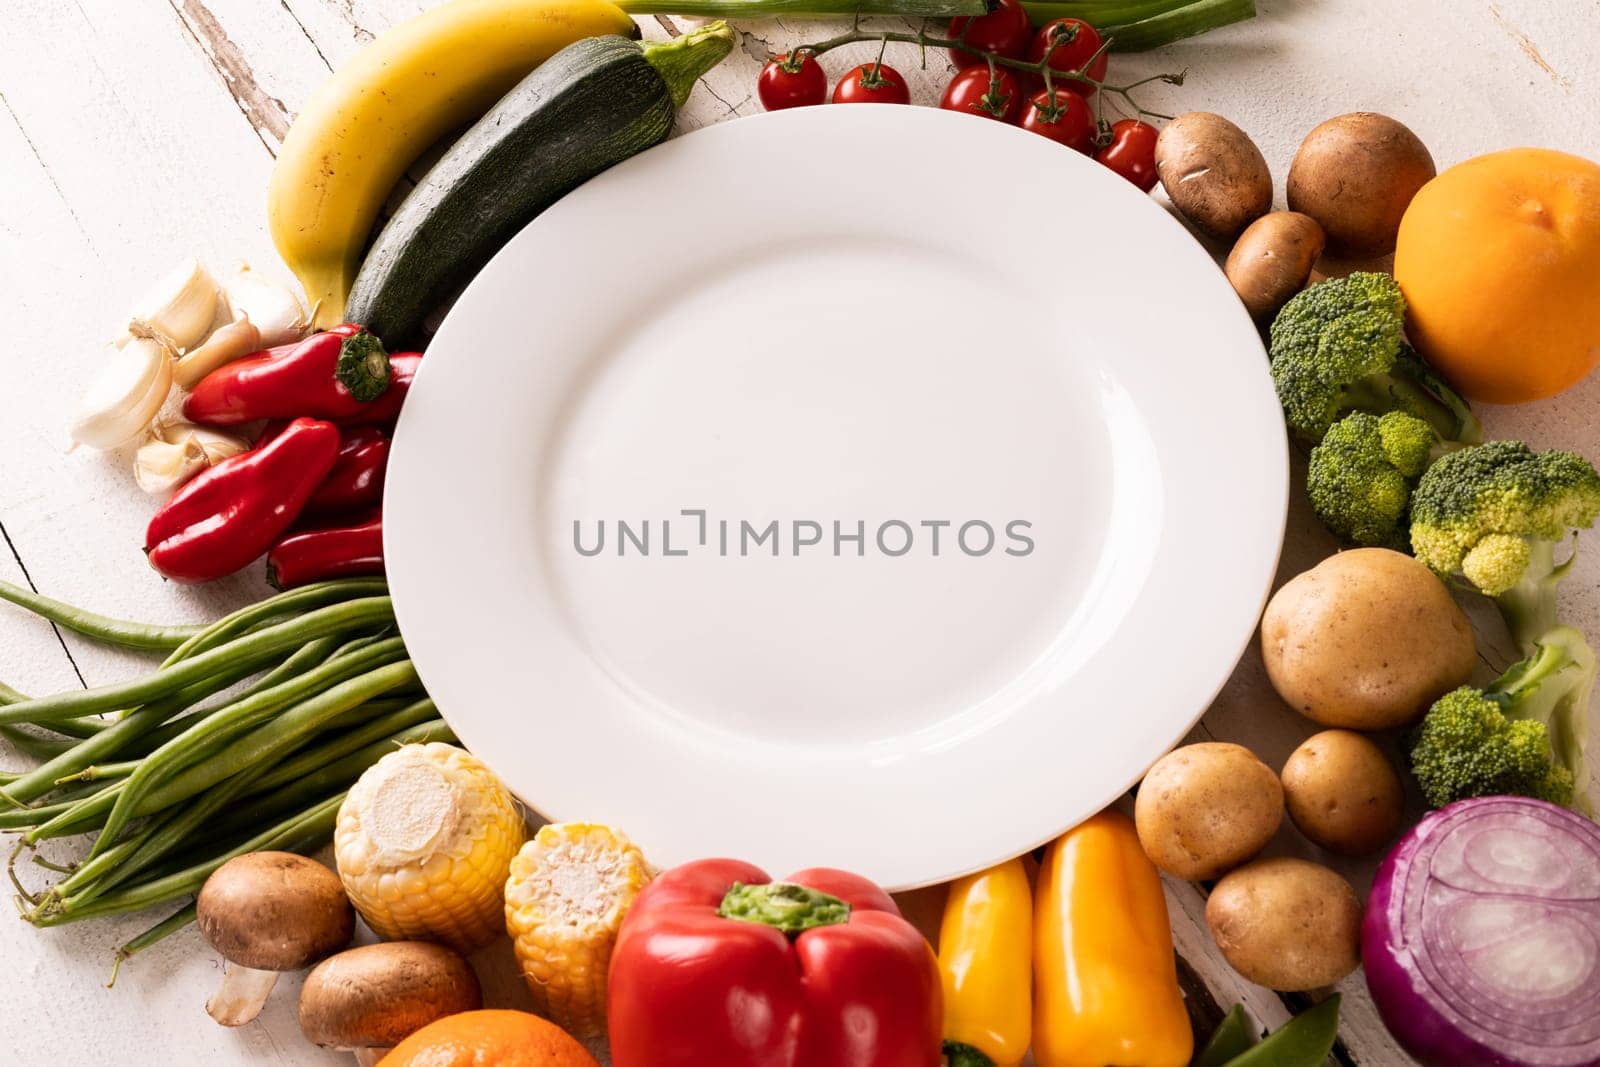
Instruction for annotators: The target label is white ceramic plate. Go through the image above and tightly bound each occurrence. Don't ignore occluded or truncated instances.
[386,105,1286,889]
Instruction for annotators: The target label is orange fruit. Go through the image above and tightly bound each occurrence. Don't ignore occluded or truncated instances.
[1394,147,1600,404]
[377,1009,599,1067]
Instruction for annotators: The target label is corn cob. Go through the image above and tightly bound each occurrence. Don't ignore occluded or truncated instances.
[504,822,652,1037]
[333,742,525,952]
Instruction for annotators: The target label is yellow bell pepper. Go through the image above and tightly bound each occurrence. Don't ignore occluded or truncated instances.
[1033,810,1193,1067]
[937,858,1032,1066]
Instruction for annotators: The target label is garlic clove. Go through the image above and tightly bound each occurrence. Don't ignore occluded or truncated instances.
[222,262,311,348]
[71,338,175,451]
[125,257,221,353]
[174,314,262,391]
[133,420,249,495]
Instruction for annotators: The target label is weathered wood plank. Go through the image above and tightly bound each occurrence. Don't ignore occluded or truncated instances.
[1,0,1598,1063]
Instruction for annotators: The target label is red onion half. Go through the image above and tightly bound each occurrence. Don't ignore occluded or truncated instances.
[1364,797,1600,1067]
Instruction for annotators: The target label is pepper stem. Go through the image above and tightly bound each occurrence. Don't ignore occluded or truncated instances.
[943,1041,999,1067]
[642,21,736,110]
[336,331,391,402]
[718,881,850,935]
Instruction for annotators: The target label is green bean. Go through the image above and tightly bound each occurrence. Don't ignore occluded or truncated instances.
[92,656,415,858]
[0,683,109,741]
[249,698,440,795]
[0,797,76,830]
[0,638,318,805]
[51,760,137,785]
[0,579,204,652]
[1,725,76,762]
[24,781,124,842]
[20,645,386,840]
[123,636,365,787]
[208,718,453,844]
[27,791,345,926]
[0,776,121,830]
[54,757,274,905]
[109,903,197,987]
[0,596,394,725]
[161,578,389,666]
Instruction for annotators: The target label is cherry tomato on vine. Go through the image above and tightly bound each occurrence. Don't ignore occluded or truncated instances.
[757,52,827,111]
[832,62,911,104]
[947,0,1031,70]
[1018,89,1095,153]
[940,66,1024,122]
[1025,18,1109,96]
[1096,119,1160,190]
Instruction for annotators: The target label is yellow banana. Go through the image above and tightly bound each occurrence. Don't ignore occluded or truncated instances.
[268,0,636,328]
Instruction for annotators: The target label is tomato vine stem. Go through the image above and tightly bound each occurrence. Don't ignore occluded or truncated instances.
[789,18,1184,120]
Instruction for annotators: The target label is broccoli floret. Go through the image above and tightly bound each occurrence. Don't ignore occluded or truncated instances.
[1306,411,1438,548]
[1410,441,1600,650]
[1410,627,1596,809]
[1269,273,1481,444]
[1410,686,1574,808]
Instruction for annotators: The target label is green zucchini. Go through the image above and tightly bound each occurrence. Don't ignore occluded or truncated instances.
[345,23,735,347]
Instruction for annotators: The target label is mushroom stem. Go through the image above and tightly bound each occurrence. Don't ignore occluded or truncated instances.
[353,1049,391,1067]
[207,963,281,1026]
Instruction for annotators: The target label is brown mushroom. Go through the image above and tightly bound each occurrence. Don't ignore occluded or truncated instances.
[197,851,355,1026]
[1225,212,1326,322]
[1287,112,1435,257]
[299,941,482,1065]
[1155,112,1273,242]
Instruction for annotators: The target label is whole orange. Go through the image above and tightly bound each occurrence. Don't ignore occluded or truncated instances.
[377,1009,599,1067]
[1394,147,1600,404]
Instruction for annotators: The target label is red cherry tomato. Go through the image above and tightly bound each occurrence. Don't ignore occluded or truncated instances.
[757,52,828,111]
[832,62,911,105]
[1018,89,1095,153]
[1096,118,1160,191]
[939,66,1024,122]
[1026,18,1109,96]
[947,0,1031,70]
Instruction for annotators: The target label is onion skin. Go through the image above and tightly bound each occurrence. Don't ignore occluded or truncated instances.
[1363,797,1600,1067]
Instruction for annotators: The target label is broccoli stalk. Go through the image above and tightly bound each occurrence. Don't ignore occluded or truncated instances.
[1406,441,1600,811]
[1269,273,1482,445]
[1410,628,1595,810]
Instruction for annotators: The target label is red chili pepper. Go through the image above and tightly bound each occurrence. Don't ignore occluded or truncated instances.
[183,325,394,426]
[357,350,422,428]
[145,417,341,583]
[266,512,384,590]
[305,427,389,515]
[608,859,943,1067]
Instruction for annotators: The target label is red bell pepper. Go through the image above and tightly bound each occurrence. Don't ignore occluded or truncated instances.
[266,511,384,590]
[145,417,341,583]
[608,859,943,1067]
[183,324,393,426]
[305,427,389,515]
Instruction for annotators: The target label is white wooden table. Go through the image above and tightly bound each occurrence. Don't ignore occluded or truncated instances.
[2,1,1597,1063]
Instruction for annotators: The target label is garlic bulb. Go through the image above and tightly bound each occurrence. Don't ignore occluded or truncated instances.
[222,263,310,348]
[134,421,249,495]
[125,258,220,352]
[175,314,261,390]
[70,338,174,451]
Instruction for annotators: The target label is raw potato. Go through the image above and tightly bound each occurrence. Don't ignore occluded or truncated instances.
[1135,742,1283,880]
[1155,112,1273,242]
[1287,112,1435,257]
[1225,212,1326,321]
[1282,730,1403,856]
[1261,548,1475,729]
[1206,857,1362,990]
